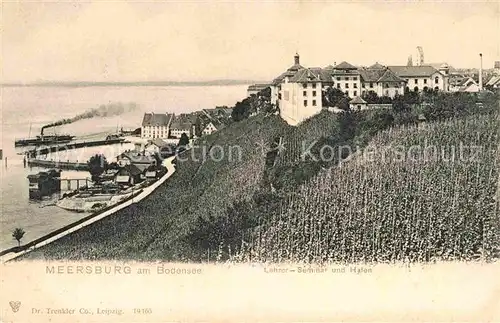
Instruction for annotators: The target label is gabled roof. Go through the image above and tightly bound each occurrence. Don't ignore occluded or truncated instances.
[369,62,385,69]
[289,68,326,83]
[309,68,333,82]
[119,152,156,164]
[121,164,143,176]
[486,75,500,86]
[350,96,367,104]
[334,61,357,70]
[388,65,441,77]
[358,68,386,82]
[378,69,405,83]
[170,114,194,130]
[141,113,174,127]
[149,138,169,148]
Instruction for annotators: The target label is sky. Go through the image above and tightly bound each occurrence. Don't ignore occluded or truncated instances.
[1,0,499,83]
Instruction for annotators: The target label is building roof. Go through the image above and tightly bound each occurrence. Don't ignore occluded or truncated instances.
[289,68,331,83]
[369,62,385,69]
[358,68,386,82]
[350,96,367,104]
[388,65,441,77]
[120,164,143,177]
[170,114,195,131]
[141,113,173,127]
[486,75,500,86]
[149,138,169,148]
[334,61,358,70]
[119,152,156,164]
[378,69,405,83]
[309,68,334,82]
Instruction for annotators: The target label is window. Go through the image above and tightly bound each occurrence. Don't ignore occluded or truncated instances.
[384,83,389,88]
[353,77,357,80]
[345,91,349,96]
[362,83,365,88]
[424,79,427,84]
[435,76,439,84]
[414,79,418,84]
[370,82,373,88]
[303,83,307,88]
[337,83,341,89]
[312,83,317,89]
[345,83,349,88]
[304,100,308,106]
[354,83,357,88]
[353,90,357,96]
[312,100,317,106]
[312,91,317,97]
[336,77,341,81]
[395,90,399,95]
[303,91,307,96]
[345,77,349,81]
[385,90,389,96]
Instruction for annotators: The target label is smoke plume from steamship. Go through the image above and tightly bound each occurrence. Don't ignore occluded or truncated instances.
[40,102,138,135]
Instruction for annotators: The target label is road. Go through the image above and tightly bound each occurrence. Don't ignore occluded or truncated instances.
[0,156,176,263]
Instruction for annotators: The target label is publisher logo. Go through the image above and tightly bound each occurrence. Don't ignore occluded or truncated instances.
[9,301,21,313]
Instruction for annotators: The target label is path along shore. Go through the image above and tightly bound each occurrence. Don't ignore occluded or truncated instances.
[0,156,176,263]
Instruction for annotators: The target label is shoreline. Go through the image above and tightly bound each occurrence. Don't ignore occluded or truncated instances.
[0,156,177,262]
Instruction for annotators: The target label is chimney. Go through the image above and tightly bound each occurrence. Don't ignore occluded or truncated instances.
[294,53,300,65]
[479,53,483,91]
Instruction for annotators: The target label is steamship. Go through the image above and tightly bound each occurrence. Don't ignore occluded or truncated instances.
[15,134,75,147]
[15,125,75,147]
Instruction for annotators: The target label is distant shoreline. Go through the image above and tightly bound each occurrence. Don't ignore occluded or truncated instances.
[1,80,261,88]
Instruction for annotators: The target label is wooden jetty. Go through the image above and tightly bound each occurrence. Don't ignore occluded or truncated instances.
[27,159,89,171]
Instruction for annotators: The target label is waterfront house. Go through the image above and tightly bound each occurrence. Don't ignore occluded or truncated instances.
[114,164,143,186]
[141,112,174,139]
[117,151,157,168]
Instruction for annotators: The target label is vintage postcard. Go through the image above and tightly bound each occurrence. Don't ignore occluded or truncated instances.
[1,0,499,322]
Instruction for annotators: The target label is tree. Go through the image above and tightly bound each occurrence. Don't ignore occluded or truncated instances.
[362,90,380,104]
[12,228,25,247]
[323,87,347,107]
[87,154,108,183]
[178,133,190,147]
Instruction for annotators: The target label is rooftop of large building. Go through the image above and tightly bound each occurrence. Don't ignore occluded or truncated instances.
[142,113,174,127]
[388,65,442,77]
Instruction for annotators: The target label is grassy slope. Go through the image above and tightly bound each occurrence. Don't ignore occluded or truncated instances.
[242,113,500,263]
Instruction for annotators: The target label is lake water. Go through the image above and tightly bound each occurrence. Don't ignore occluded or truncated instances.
[0,85,248,251]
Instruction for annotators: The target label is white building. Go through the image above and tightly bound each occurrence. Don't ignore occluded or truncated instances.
[202,121,221,136]
[270,53,303,106]
[388,64,450,92]
[449,77,480,93]
[141,113,174,139]
[328,61,363,98]
[279,68,331,126]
